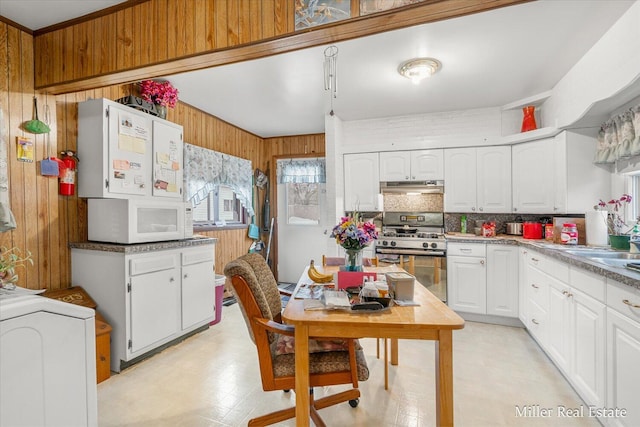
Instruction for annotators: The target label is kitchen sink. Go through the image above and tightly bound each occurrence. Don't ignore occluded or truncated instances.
[564,249,640,259]
[587,257,638,268]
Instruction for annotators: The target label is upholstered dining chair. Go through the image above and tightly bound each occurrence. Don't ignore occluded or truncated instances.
[224,253,369,426]
[321,255,378,267]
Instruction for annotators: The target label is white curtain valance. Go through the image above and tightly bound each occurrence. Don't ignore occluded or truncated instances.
[183,143,253,216]
[277,158,326,184]
[594,104,640,164]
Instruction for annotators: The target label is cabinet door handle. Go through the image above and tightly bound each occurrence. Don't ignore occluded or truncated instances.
[562,290,573,298]
[531,284,539,289]
[513,208,518,212]
[169,277,175,283]
[531,319,539,325]
[623,299,640,309]
[405,176,410,180]
[480,260,485,265]
[460,248,472,253]
[531,257,539,262]
[471,207,476,211]
[479,207,483,211]
[183,274,188,279]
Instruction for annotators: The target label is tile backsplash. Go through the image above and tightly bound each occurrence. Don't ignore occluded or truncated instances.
[383,194,443,212]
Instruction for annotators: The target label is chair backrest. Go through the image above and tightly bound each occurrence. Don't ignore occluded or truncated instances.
[224,253,282,344]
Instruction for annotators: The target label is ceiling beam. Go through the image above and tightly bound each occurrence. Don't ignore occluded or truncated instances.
[38,0,531,94]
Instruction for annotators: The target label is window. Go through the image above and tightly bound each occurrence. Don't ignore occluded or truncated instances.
[192,185,248,226]
[631,174,640,221]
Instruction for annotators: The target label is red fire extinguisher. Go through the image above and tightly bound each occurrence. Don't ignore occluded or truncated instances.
[59,150,79,196]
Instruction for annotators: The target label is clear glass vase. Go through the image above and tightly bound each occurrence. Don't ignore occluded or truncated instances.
[344,249,363,271]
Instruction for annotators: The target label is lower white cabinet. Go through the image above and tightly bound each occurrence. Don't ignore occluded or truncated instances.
[448,252,486,314]
[72,242,216,372]
[486,245,519,317]
[447,243,518,318]
[606,280,640,427]
[0,296,97,427]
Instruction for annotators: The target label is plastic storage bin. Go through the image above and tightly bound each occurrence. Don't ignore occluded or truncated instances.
[211,274,226,325]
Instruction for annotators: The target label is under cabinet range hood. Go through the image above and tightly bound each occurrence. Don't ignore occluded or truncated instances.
[380,180,444,194]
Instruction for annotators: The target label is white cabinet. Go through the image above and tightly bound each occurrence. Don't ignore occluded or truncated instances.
[0,295,97,427]
[78,98,184,199]
[486,245,519,317]
[447,243,486,314]
[71,242,216,372]
[344,152,380,211]
[379,149,443,181]
[444,149,476,212]
[606,280,640,427]
[512,131,610,214]
[512,138,555,213]
[444,146,511,213]
[128,253,181,353]
[448,243,519,318]
[520,251,606,410]
[181,247,216,330]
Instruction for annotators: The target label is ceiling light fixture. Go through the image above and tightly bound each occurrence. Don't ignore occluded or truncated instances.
[398,58,441,85]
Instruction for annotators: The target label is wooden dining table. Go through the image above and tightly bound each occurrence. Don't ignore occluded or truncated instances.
[282,264,465,426]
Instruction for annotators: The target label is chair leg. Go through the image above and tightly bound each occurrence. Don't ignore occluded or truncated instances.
[248,407,296,426]
[376,338,380,359]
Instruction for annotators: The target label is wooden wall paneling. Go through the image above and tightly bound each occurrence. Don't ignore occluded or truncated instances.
[204,0,216,50]
[96,14,117,75]
[194,0,207,53]
[7,25,29,285]
[51,30,64,86]
[183,0,196,57]
[260,0,275,40]
[116,7,134,70]
[214,0,228,49]
[33,31,51,88]
[72,20,91,80]
[274,0,288,35]
[62,25,73,80]
[43,94,60,290]
[153,0,169,63]
[238,0,251,45]
[134,1,152,67]
[0,23,11,251]
[227,0,240,47]
[248,0,262,42]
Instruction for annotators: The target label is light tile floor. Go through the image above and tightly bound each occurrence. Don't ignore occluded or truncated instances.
[98,304,601,426]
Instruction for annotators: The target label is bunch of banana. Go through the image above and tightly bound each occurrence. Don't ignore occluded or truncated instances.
[307,260,334,283]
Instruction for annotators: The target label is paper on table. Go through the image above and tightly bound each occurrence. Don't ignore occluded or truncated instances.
[393,300,420,307]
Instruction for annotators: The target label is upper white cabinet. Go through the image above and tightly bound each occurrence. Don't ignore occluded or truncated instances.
[379,149,444,181]
[444,146,511,213]
[344,152,380,211]
[512,138,555,213]
[78,98,184,199]
[512,131,610,214]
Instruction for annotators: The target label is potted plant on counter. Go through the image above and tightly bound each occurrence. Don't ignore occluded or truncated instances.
[596,194,633,250]
[0,247,33,290]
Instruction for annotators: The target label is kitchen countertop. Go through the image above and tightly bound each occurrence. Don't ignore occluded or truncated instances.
[69,236,217,254]
[446,232,640,289]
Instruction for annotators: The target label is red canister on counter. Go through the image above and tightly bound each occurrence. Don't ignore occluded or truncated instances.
[561,223,578,245]
[522,222,542,239]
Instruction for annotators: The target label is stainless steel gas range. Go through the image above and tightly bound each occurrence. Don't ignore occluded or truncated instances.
[375,212,447,302]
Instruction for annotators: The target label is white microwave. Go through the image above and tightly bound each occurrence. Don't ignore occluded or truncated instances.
[88,198,193,244]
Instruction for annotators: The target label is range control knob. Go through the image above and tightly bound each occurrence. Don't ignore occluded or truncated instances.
[390,241,396,247]
[422,242,430,248]
[431,242,438,249]
[382,240,388,246]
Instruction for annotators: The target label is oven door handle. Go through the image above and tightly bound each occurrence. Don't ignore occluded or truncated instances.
[376,248,446,257]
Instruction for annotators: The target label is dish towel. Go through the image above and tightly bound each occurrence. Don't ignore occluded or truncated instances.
[0,202,16,232]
